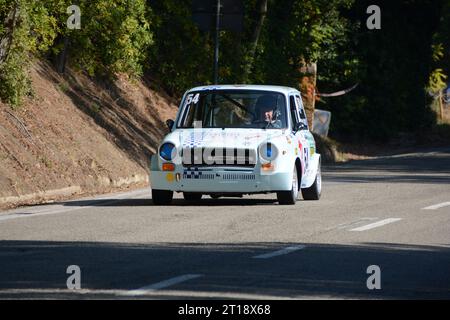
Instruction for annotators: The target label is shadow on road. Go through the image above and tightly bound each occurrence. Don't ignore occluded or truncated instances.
[0,240,449,299]
[62,198,279,207]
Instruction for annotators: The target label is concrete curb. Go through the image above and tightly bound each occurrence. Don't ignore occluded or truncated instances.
[0,186,82,206]
[0,174,149,208]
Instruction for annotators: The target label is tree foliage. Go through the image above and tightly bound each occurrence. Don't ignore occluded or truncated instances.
[147,0,212,95]
[62,0,153,76]
[331,0,444,140]
[0,0,152,106]
[0,0,57,105]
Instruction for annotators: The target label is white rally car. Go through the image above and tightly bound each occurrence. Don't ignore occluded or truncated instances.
[150,85,322,205]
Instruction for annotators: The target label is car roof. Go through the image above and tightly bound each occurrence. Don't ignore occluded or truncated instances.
[187,84,300,95]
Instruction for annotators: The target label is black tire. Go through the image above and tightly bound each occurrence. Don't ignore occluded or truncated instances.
[277,165,299,205]
[183,192,203,202]
[301,165,322,201]
[152,189,173,205]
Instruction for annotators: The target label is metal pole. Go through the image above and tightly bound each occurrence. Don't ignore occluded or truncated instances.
[213,0,221,84]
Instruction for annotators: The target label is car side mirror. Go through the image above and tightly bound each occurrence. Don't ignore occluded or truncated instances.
[166,119,175,131]
[294,122,307,133]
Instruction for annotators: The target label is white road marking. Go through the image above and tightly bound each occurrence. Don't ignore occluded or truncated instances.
[253,245,306,259]
[350,218,402,232]
[422,202,450,210]
[126,274,203,296]
[0,189,150,222]
[327,218,378,231]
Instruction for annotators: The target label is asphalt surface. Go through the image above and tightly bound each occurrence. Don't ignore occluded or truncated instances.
[0,148,450,299]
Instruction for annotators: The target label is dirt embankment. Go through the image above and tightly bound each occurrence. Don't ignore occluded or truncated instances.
[0,60,178,209]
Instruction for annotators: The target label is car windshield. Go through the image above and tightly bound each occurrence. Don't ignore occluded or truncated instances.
[177,90,288,129]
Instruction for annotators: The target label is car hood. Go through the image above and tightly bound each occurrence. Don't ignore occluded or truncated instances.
[169,128,287,149]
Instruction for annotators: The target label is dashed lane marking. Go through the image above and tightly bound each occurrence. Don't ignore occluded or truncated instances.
[126,274,204,296]
[423,202,450,210]
[349,218,402,232]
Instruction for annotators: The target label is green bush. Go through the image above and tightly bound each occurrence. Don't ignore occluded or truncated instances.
[0,0,153,106]
[0,0,57,106]
[62,0,153,77]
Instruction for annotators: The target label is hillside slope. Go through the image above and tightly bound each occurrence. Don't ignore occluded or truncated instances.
[0,60,177,209]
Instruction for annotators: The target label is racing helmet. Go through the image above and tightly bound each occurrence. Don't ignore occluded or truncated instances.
[254,94,281,121]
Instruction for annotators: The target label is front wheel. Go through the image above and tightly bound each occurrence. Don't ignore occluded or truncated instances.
[277,165,299,205]
[152,189,173,205]
[301,164,322,200]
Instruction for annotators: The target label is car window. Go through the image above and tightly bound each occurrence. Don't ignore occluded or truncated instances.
[178,90,288,129]
[296,95,307,119]
[289,96,300,129]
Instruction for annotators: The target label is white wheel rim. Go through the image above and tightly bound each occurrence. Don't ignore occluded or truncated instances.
[316,165,322,194]
[293,166,298,199]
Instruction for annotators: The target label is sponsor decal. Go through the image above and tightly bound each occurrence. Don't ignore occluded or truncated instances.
[183,168,215,180]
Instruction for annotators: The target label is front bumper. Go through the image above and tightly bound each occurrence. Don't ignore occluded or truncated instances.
[150,167,292,193]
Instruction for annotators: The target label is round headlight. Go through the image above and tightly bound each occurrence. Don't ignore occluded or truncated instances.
[259,142,278,161]
[159,143,176,161]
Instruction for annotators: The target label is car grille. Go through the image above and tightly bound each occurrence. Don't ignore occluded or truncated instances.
[222,173,256,180]
[182,147,257,167]
[182,172,256,181]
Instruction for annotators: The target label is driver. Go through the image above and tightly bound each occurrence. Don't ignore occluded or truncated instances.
[253,95,283,128]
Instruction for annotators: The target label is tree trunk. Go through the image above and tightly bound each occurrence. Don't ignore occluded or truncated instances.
[56,37,70,74]
[0,3,20,65]
[310,62,317,129]
[299,62,317,129]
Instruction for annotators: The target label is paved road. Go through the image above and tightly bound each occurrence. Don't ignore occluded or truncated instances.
[0,148,450,299]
